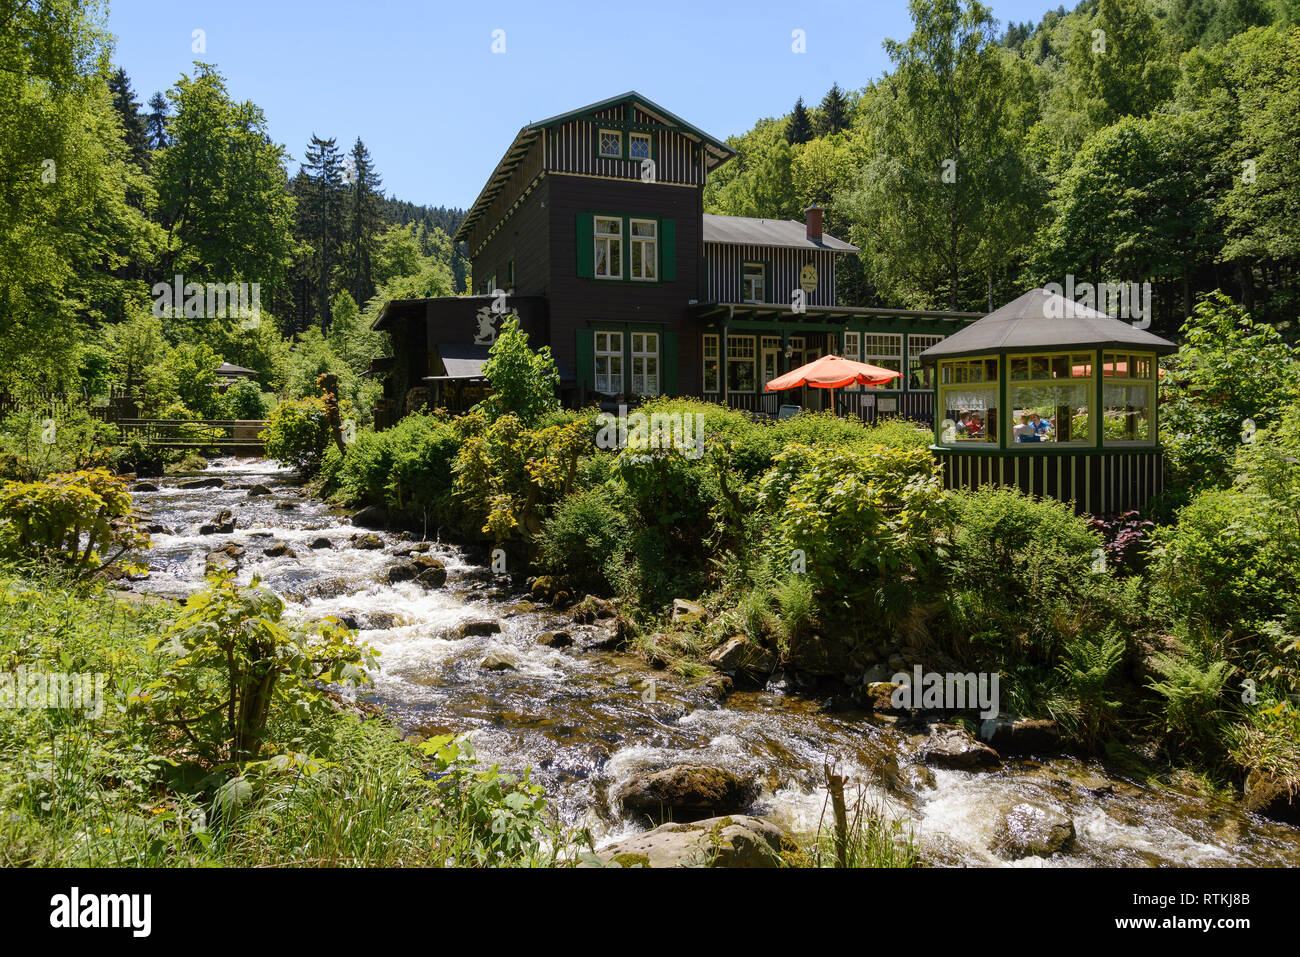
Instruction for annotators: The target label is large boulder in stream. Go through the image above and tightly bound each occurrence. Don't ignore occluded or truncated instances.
[351,505,388,529]
[178,477,225,490]
[349,532,384,550]
[707,636,775,680]
[980,717,1061,756]
[615,764,760,824]
[247,483,272,497]
[585,815,793,868]
[457,620,501,638]
[919,724,1001,771]
[198,509,236,535]
[994,802,1076,859]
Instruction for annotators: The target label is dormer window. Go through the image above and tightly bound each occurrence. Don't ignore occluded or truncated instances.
[598,129,622,158]
[629,132,651,160]
[594,216,622,279]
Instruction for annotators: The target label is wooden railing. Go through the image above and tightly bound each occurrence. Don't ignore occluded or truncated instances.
[116,418,267,450]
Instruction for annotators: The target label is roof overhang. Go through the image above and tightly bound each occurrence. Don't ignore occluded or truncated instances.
[688,302,982,324]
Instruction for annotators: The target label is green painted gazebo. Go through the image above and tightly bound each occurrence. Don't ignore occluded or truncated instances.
[918,288,1178,515]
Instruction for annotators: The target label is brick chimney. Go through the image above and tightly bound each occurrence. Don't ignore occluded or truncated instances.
[804,204,823,242]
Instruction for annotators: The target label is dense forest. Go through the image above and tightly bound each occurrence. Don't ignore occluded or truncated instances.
[1,0,468,419]
[705,0,1300,334]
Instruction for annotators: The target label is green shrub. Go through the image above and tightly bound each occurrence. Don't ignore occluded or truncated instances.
[0,468,149,579]
[0,397,120,481]
[478,315,560,426]
[260,396,332,474]
[1149,487,1300,636]
[760,443,948,628]
[536,486,629,596]
[222,379,272,419]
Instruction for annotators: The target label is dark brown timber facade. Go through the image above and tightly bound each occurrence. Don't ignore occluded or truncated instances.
[373,92,980,424]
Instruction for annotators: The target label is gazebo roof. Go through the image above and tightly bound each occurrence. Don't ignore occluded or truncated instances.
[919,288,1177,361]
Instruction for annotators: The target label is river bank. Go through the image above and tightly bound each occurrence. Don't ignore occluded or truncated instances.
[109,456,1300,866]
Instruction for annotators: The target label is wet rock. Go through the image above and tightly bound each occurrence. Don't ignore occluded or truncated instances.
[264,541,296,558]
[178,477,225,490]
[764,671,796,695]
[308,537,332,550]
[994,802,1076,859]
[247,483,272,497]
[384,563,417,584]
[198,509,236,535]
[361,611,398,630]
[351,505,388,529]
[672,598,705,623]
[980,717,1061,756]
[584,815,792,868]
[572,596,615,623]
[410,554,443,571]
[529,576,559,601]
[862,681,905,713]
[703,674,733,701]
[415,564,447,589]
[132,482,159,493]
[919,724,1001,771]
[274,501,298,511]
[391,542,431,556]
[708,636,775,678]
[504,600,536,617]
[536,630,573,648]
[615,764,760,824]
[457,620,501,638]
[479,654,517,672]
[349,532,384,550]
[146,523,172,535]
[903,764,937,791]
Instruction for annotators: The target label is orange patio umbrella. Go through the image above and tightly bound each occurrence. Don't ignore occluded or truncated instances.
[765,353,903,392]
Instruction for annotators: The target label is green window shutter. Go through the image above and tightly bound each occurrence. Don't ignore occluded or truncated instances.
[660,218,676,282]
[575,329,594,389]
[576,214,593,278]
[662,331,678,395]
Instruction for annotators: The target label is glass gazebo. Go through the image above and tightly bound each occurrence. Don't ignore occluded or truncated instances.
[919,288,1177,514]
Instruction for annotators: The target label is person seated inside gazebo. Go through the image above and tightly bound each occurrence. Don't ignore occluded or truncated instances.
[1031,411,1051,440]
[1014,412,1040,442]
[966,411,984,436]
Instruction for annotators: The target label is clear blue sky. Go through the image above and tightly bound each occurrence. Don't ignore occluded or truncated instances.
[106,0,1055,210]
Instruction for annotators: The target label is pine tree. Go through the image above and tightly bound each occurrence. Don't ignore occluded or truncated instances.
[817,82,850,136]
[343,137,384,308]
[145,91,170,150]
[301,135,346,333]
[107,68,149,168]
[787,97,813,145]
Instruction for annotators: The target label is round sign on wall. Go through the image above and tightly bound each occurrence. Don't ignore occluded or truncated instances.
[800,264,818,294]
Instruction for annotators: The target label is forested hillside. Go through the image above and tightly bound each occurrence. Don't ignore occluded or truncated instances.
[1,0,468,417]
[705,0,1300,333]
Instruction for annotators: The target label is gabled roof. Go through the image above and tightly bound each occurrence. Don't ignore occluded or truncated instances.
[454,92,737,245]
[919,288,1178,361]
[703,214,858,252]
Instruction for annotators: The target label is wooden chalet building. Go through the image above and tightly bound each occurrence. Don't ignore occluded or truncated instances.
[372,92,980,425]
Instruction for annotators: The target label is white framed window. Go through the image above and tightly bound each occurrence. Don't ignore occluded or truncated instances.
[742,262,765,303]
[594,331,623,393]
[863,333,903,390]
[727,335,756,393]
[703,334,720,393]
[629,219,658,281]
[629,132,651,160]
[843,331,861,361]
[594,216,622,279]
[598,129,622,158]
[631,332,659,396]
[908,334,944,390]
